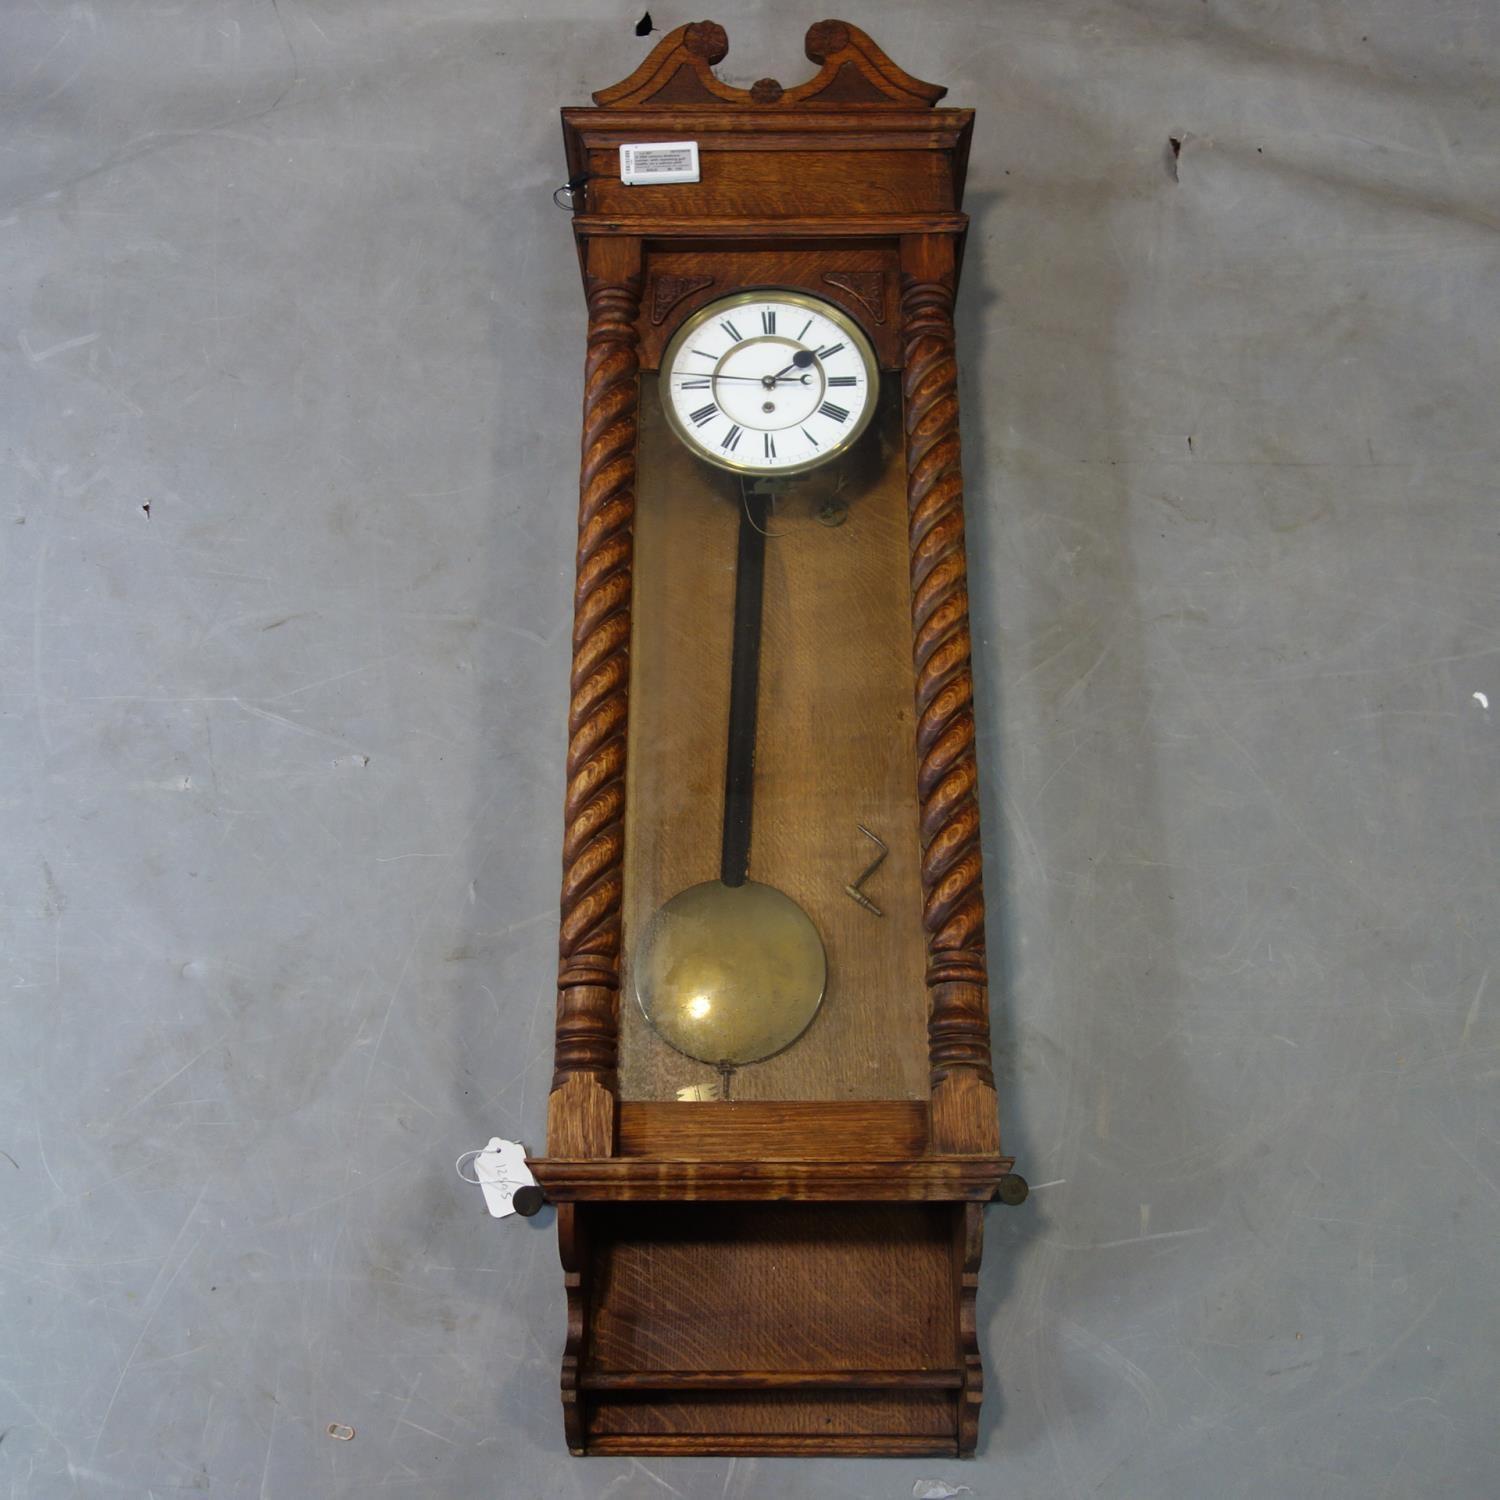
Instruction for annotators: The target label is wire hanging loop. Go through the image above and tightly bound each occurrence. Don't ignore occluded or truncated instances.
[552,172,590,210]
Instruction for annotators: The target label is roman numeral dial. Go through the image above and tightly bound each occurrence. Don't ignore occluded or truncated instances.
[662,290,878,476]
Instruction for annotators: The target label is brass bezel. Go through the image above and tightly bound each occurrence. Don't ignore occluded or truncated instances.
[659,288,880,477]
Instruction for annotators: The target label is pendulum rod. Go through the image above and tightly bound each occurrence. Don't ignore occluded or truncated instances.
[720,482,770,887]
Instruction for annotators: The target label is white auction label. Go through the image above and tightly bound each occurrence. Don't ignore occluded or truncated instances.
[619,141,700,185]
[460,1137,540,1218]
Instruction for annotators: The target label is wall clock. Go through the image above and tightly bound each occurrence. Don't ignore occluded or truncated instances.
[529,18,1026,1457]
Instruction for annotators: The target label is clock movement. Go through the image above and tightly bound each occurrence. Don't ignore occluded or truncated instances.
[528,19,1026,1457]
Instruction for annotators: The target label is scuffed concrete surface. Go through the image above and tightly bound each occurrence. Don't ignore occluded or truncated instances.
[2,3,1498,1495]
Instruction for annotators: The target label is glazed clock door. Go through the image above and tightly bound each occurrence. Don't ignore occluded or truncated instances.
[620,287,932,1103]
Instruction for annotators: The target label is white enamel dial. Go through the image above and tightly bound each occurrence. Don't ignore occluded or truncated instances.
[661,290,879,476]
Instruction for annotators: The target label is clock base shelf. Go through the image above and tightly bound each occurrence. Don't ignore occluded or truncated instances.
[532,1099,1013,1203]
[533,1155,1012,1202]
[552,1198,988,1456]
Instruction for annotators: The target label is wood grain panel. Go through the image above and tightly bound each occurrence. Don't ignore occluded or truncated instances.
[586,148,950,219]
[585,1203,956,1373]
[619,375,929,1102]
[617,1099,926,1158]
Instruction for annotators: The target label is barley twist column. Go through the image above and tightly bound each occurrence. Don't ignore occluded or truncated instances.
[901,234,1000,1154]
[549,239,641,1157]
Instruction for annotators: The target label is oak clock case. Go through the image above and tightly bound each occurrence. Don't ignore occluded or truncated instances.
[529,19,1024,1459]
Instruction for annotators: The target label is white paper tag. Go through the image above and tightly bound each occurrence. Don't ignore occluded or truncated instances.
[619,141,700,186]
[468,1137,538,1218]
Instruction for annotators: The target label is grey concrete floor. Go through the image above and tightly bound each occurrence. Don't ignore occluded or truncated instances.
[3,3,1498,1496]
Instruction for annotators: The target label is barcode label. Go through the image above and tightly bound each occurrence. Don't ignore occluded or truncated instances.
[619,140,700,185]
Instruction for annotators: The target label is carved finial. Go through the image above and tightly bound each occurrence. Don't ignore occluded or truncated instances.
[804,20,850,61]
[683,20,727,63]
[798,19,947,106]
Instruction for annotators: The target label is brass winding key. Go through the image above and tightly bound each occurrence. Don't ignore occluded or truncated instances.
[843,823,888,916]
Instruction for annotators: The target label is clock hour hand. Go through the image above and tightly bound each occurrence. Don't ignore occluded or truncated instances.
[768,348,818,383]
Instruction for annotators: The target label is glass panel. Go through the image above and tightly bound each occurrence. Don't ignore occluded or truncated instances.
[620,372,929,1101]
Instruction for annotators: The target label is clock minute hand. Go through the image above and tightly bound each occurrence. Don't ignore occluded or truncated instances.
[669,373,811,385]
[720,485,770,888]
